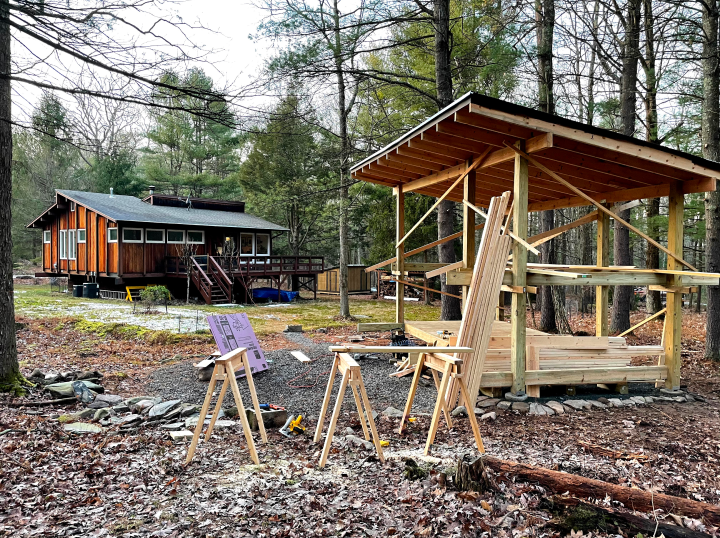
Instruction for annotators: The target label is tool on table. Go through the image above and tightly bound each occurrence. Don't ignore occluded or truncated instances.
[390,328,413,362]
[280,415,306,438]
[259,404,285,411]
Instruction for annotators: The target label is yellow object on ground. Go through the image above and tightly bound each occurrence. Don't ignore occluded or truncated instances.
[125,286,147,302]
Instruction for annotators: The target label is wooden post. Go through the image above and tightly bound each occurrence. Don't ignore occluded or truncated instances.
[664,182,683,390]
[462,163,476,309]
[510,142,528,394]
[596,206,610,336]
[396,186,405,323]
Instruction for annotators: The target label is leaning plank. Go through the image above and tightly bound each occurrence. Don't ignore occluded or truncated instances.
[505,143,699,271]
[483,456,720,526]
[426,261,465,278]
[290,351,312,363]
[618,307,667,337]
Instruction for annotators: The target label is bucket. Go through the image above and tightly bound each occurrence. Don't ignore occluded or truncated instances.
[72,285,83,298]
[82,283,99,299]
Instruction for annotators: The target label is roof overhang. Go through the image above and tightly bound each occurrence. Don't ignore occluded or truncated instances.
[351,92,720,211]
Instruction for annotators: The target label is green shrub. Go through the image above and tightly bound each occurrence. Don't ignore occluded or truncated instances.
[140,285,171,303]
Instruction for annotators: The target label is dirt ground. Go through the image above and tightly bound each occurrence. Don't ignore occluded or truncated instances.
[1,310,720,537]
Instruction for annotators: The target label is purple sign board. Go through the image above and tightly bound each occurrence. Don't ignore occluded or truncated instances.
[207,314,268,377]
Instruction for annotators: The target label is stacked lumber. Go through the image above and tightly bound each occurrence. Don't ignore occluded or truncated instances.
[448,191,513,404]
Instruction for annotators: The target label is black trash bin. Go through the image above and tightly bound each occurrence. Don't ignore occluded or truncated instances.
[82,283,99,299]
[72,285,83,297]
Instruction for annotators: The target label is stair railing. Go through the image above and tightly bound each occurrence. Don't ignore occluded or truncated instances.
[209,256,233,302]
[190,257,214,304]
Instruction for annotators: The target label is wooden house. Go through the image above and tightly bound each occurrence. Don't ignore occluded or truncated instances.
[317,265,372,295]
[27,189,324,303]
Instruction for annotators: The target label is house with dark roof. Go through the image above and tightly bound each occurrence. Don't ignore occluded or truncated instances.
[27,189,324,303]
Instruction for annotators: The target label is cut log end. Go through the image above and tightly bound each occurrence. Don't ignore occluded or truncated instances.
[454,453,497,493]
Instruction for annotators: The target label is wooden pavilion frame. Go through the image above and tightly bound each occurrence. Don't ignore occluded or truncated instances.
[352,92,720,394]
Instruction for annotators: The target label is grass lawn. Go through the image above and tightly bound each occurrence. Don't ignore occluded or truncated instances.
[13,284,441,337]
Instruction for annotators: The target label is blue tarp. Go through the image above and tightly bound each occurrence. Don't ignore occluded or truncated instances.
[251,287,299,302]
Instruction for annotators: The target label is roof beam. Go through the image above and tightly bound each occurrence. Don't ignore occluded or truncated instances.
[385,151,444,172]
[396,144,462,167]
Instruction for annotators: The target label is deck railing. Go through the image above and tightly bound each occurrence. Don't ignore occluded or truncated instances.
[190,257,214,304]
[214,255,324,275]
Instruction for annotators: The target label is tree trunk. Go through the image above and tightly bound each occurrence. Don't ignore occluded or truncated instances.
[0,0,20,393]
[703,0,720,361]
[536,0,555,115]
[539,210,557,332]
[434,0,461,321]
[334,0,351,318]
[611,0,641,334]
[454,454,496,492]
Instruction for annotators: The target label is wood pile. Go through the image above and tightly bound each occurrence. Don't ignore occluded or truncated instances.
[378,272,425,299]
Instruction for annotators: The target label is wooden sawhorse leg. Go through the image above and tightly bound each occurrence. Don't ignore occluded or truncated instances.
[315,353,385,468]
[186,348,265,465]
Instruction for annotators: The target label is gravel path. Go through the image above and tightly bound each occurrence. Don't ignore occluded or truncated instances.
[148,332,438,418]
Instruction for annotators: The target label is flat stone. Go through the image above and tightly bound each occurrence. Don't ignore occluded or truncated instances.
[644,396,655,403]
[125,396,158,405]
[112,404,131,414]
[169,430,194,442]
[382,406,404,418]
[160,422,185,431]
[607,398,625,407]
[346,435,374,450]
[46,380,104,399]
[562,404,575,413]
[588,400,608,409]
[118,414,142,426]
[481,412,496,421]
[541,405,555,415]
[64,422,103,434]
[629,396,646,404]
[149,399,182,418]
[673,396,686,403]
[597,397,611,405]
[30,368,45,379]
[476,396,489,402]
[512,402,529,413]
[344,427,355,435]
[131,399,158,414]
[451,406,468,417]
[529,403,547,416]
[546,401,565,414]
[660,388,684,396]
[505,391,528,402]
[94,408,112,421]
[477,398,500,408]
[184,412,226,428]
[497,401,512,410]
[564,400,591,411]
[684,394,695,402]
[87,400,110,409]
[77,370,102,380]
[78,408,96,419]
[283,325,303,333]
[94,394,123,406]
[246,408,288,431]
[163,407,184,421]
[180,404,200,417]
[211,420,234,429]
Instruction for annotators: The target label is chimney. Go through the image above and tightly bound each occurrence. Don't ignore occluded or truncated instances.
[148,185,155,195]
[109,187,114,198]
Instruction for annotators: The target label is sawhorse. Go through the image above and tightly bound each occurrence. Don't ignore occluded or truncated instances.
[314,352,384,468]
[185,347,267,465]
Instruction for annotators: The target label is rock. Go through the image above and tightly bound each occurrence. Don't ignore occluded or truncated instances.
[607,398,624,407]
[564,400,591,411]
[211,420,234,429]
[88,400,110,409]
[64,422,103,434]
[629,396,646,404]
[44,373,60,384]
[78,408,96,419]
[546,401,565,414]
[117,414,142,426]
[29,368,45,379]
[316,328,327,334]
[382,406,404,418]
[529,403,547,416]
[163,407,184,421]
[344,427,355,435]
[505,391,528,402]
[684,394,695,402]
[246,407,288,431]
[180,404,200,417]
[672,396,686,403]
[597,397,611,405]
[346,435,373,451]
[588,400,608,409]
[497,401,512,410]
[644,396,655,403]
[169,430,194,442]
[562,404,575,413]
[512,402,529,413]
[542,405,555,416]
[149,400,182,418]
[225,406,239,418]
[112,404,130,414]
[94,394,122,406]
[131,399,159,413]
[160,422,185,431]
[77,370,102,380]
[481,412,496,421]
[72,381,96,404]
[45,380,103,399]
[477,398,500,408]
[198,365,214,382]
[283,325,303,333]
[125,396,158,405]
[184,412,225,428]
[451,406,468,418]
[476,396,489,402]
[94,408,111,421]
[371,410,379,420]
[660,388,684,396]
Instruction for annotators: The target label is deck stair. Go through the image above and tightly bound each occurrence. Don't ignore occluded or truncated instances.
[191,256,232,305]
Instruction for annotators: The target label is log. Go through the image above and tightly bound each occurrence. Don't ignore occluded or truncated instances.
[483,456,720,526]
[454,454,497,492]
[546,496,712,538]
[8,397,77,407]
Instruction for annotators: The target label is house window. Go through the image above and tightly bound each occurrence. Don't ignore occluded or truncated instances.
[146,229,165,243]
[43,230,51,244]
[70,201,76,212]
[167,230,185,244]
[255,234,270,256]
[59,230,67,259]
[122,228,143,243]
[77,229,86,243]
[240,233,254,255]
[108,227,118,243]
[68,230,77,260]
[187,230,204,244]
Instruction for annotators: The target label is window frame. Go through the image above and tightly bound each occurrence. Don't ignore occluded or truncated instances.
[122,227,143,244]
[186,230,205,245]
[240,233,254,256]
[68,229,77,260]
[43,230,51,244]
[59,230,67,259]
[77,229,86,244]
[107,227,118,243]
[255,233,270,256]
[145,228,165,244]
[70,201,76,212]
[167,229,185,244]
